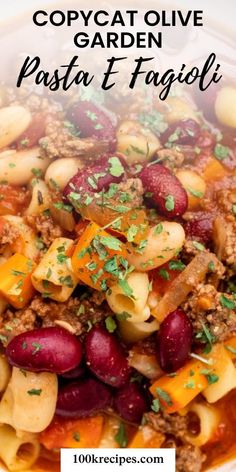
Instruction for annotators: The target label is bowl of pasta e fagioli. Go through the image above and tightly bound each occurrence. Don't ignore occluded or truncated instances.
[0,0,236,471]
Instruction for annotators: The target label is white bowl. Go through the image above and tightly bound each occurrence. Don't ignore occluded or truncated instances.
[0,1,235,471]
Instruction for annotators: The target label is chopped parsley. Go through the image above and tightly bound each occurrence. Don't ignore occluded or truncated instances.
[27,389,42,396]
[192,241,205,251]
[59,275,74,288]
[151,398,161,413]
[108,156,125,177]
[114,423,128,448]
[156,388,172,406]
[73,432,80,442]
[214,143,230,160]
[32,342,42,355]
[168,260,186,271]
[118,279,135,299]
[31,168,43,178]
[220,294,236,310]
[187,187,204,198]
[53,202,73,213]
[165,195,175,212]
[158,268,170,280]
[105,316,117,333]
[200,369,219,385]
[195,322,216,353]
[154,223,163,235]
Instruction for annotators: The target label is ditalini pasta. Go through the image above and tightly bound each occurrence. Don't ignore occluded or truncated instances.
[106,272,150,322]
[32,238,77,302]
[0,45,235,472]
[0,367,58,433]
[0,424,40,471]
[186,402,220,447]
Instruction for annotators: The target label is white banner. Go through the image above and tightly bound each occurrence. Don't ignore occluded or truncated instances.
[61,448,175,472]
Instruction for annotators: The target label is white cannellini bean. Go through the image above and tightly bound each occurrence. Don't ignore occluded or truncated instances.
[117,120,161,164]
[0,106,31,149]
[215,86,236,128]
[25,179,51,216]
[126,222,185,271]
[45,157,83,190]
[0,147,50,185]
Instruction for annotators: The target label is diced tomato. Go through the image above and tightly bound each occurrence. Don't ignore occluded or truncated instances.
[16,112,48,149]
[39,415,104,450]
[74,219,90,239]
[0,184,30,215]
[150,260,183,295]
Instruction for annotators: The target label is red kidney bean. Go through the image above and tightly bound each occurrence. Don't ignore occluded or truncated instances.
[63,154,126,204]
[6,327,82,374]
[68,101,116,151]
[158,309,192,373]
[161,119,200,146]
[60,364,86,380]
[85,326,131,387]
[140,163,188,218]
[114,382,148,423]
[184,212,213,244]
[56,377,112,418]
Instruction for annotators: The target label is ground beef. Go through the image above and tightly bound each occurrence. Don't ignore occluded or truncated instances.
[25,214,63,248]
[213,214,236,267]
[116,178,144,208]
[157,148,185,170]
[175,444,206,472]
[0,305,36,345]
[217,188,236,214]
[183,283,236,341]
[39,119,109,160]
[144,411,189,441]
[0,221,20,246]
[28,294,109,336]
[0,293,109,345]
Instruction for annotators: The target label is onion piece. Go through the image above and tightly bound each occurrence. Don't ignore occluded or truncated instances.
[50,202,75,232]
[152,251,219,322]
[129,350,163,380]
[212,215,227,260]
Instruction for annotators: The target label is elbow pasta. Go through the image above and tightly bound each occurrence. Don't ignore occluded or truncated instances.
[106,272,150,322]
[0,424,40,471]
[31,237,77,301]
[0,367,58,433]
[186,402,220,447]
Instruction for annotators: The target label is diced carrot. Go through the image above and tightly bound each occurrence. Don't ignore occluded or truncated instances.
[0,253,35,308]
[203,157,228,181]
[71,222,128,291]
[150,359,208,413]
[39,416,104,450]
[128,426,165,448]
